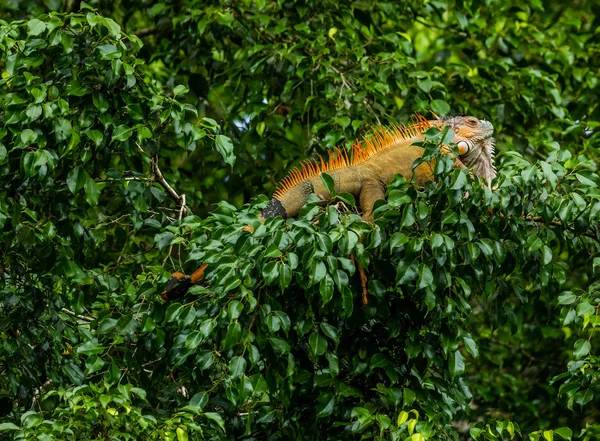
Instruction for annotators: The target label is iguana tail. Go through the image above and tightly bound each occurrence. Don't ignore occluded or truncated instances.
[160,264,207,301]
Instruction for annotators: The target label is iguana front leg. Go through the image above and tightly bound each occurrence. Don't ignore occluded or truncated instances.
[359,178,386,223]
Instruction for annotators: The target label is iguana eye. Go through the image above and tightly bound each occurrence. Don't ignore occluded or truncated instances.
[457,141,470,155]
[466,117,478,127]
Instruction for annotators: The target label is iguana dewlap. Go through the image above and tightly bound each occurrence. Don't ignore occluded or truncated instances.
[161,114,496,300]
[259,114,495,223]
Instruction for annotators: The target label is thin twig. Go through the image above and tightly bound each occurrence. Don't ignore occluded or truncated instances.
[135,142,189,216]
[178,194,187,220]
[330,65,354,100]
[31,379,53,411]
[61,308,94,322]
[135,28,157,37]
[151,155,182,204]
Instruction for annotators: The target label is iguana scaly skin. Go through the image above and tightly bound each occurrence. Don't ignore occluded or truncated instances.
[161,114,496,300]
[259,114,495,223]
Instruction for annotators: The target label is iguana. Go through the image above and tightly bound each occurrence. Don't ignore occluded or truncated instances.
[161,114,496,301]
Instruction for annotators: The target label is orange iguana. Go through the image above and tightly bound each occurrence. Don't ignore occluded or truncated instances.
[161,114,496,301]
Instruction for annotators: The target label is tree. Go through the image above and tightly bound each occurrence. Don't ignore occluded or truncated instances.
[0,1,599,440]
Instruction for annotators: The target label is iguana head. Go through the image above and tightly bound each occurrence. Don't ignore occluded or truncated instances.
[438,116,496,184]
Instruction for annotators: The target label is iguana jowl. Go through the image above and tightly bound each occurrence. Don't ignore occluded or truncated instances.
[161,114,496,300]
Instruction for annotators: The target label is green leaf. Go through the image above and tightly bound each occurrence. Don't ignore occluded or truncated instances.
[27,19,47,36]
[417,264,433,289]
[388,189,411,206]
[557,292,576,305]
[22,411,43,428]
[228,300,243,320]
[21,129,38,144]
[112,125,133,142]
[67,80,88,96]
[86,12,104,27]
[554,427,572,440]
[155,232,175,249]
[575,173,597,187]
[262,261,279,284]
[26,105,42,121]
[463,336,479,358]
[319,323,339,346]
[103,17,122,37]
[431,99,450,115]
[279,263,292,292]
[441,210,458,226]
[98,44,121,60]
[573,340,591,358]
[228,356,246,379]
[401,205,415,227]
[164,303,183,322]
[577,302,594,317]
[316,393,335,418]
[451,172,467,190]
[319,275,334,304]
[84,174,100,205]
[456,12,468,29]
[320,172,335,196]
[223,322,242,349]
[309,332,327,357]
[86,130,104,147]
[64,363,85,385]
[203,412,225,432]
[273,310,291,333]
[215,134,235,168]
[0,423,19,431]
[369,353,389,370]
[403,388,416,406]
[449,350,465,378]
[176,427,188,441]
[173,85,189,96]
[76,341,105,355]
[270,337,291,354]
[310,261,327,285]
[93,93,109,112]
[256,121,266,136]
[326,351,339,377]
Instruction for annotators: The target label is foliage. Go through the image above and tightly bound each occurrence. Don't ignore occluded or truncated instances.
[1,1,599,441]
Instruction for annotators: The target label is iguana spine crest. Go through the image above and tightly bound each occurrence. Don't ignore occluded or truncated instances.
[273,114,431,199]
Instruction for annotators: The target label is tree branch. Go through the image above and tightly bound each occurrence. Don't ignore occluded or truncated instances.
[135,142,190,217]
[135,28,157,38]
[61,308,94,322]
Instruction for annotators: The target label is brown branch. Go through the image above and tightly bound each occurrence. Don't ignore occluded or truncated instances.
[154,156,189,263]
[178,194,187,221]
[31,379,53,411]
[60,308,94,322]
[135,28,157,38]
[151,155,182,204]
[135,142,189,217]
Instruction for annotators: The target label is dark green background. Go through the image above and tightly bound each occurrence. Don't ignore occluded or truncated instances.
[0,1,599,440]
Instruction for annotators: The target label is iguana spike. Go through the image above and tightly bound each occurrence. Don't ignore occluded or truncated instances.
[273,114,433,200]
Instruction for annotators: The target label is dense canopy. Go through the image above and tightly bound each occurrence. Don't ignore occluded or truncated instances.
[0,1,599,440]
